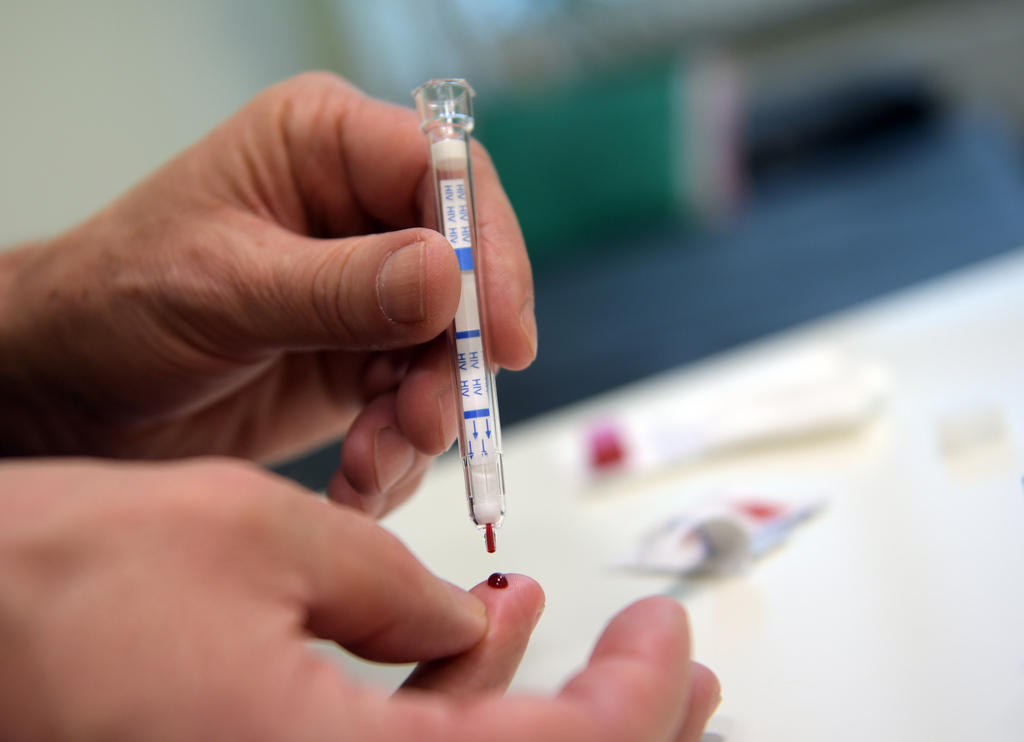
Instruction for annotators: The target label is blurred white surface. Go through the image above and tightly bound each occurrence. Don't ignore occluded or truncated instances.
[345,247,1024,741]
[0,1,334,246]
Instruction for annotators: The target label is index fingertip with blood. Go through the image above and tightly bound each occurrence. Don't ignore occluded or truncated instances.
[470,572,545,628]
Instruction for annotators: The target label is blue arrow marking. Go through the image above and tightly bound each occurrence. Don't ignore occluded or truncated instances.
[480,440,488,456]
[468,440,474,460]
[472,420,478,439]
[485,419,491,438]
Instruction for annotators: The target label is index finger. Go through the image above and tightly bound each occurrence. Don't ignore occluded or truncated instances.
[400,573,546,696]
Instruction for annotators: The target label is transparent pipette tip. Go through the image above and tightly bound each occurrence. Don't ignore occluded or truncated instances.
[465,454,505,553]
[412,79,475,133]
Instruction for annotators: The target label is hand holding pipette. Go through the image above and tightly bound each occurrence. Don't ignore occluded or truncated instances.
[0,70,720,741]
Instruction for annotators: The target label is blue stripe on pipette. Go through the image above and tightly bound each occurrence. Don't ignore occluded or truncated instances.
[463,408,490,419]
[454,247,474,270]
[455,329,481,339]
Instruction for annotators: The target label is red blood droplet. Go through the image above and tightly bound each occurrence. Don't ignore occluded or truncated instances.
[589,427,626,470]
[487,572,509,589]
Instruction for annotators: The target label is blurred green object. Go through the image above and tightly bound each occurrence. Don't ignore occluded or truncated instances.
[475,59,691,268]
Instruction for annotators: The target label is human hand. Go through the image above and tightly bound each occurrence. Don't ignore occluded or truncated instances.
[0,72,535,512]
[0,458,718,741]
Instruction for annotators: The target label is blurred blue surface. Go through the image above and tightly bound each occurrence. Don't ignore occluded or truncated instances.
[497,112,1024,422]
[276,111,1024,488]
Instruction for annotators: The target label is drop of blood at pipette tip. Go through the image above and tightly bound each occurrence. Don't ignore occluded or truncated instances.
[484,523,496,553]
[487,572,509,589]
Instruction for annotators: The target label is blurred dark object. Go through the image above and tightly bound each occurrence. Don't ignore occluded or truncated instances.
[746,75,941,179]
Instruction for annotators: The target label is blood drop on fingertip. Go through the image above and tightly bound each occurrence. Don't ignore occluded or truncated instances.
[487,572,508,589]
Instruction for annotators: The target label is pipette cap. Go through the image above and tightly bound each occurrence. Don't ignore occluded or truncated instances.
[412,78,475,133]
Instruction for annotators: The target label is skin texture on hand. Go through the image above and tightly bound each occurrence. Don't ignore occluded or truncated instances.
[0,72,536,513]
[0,458,718,742]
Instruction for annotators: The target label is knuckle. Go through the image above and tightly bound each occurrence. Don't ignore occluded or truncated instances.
[307,241,359,344]
[145,221,268,356]
[158,236,234,308]
[259,70,355,113]
[177,457,277,522]
[187,455,268,487]
[284,70,354,97]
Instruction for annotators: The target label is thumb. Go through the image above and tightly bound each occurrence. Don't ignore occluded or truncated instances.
[227,226,460,351]
[259,480,488,662]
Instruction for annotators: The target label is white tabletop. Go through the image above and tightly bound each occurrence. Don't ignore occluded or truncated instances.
[343,248,1024,741]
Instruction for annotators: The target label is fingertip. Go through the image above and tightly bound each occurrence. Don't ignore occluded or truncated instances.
[337,393,417,510]
[395,337,457,455]
[499,292,538,371]
[554,597,693,742]
[360,349,415,399]
[519,293,538,366]
[592,596,691,663]
[257,227,460,352]
[468,141,536,373]
[332,452,389,518]
[374,227,458,329]
[400,574,545,697]
[332,398,433,519]
[337,415,377,495]
[325,466,361,509]
[469,573,546,629]
[674,662,722,742]
[690,662,722,719]
[481,268,537,372]
[328,452,429,520]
